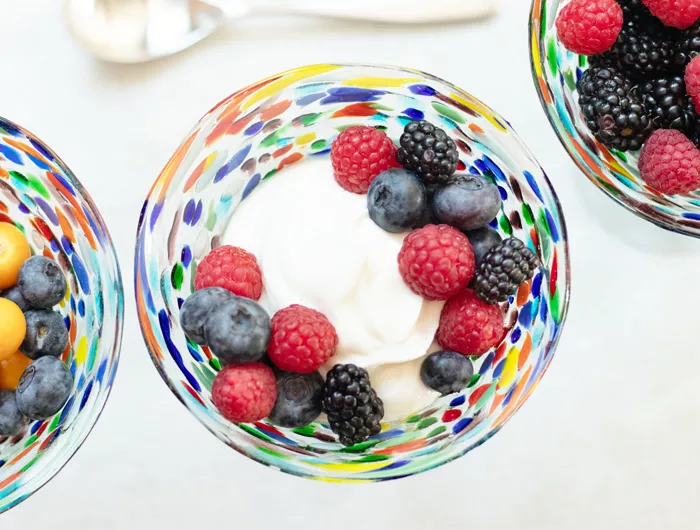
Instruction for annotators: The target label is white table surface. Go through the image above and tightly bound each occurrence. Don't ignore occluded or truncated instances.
[2,1,700,528]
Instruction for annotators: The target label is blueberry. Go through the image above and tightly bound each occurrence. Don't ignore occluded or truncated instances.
[203,297,270,365]
[412,183,440,228]
[433,175,502,231]
[269,370,324,428]
[18,256,67,309]
[180,287,236,344]
[1,286,28,311]
[20,310,69,360]
[16,356,73,420]
[420,350,474,395]
[367,169,427,233]
[464,227,503,267]
[412,205,439,229]
[0,390,24,436]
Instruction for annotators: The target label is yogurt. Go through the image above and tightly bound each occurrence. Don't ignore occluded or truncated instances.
[221,158,442,422]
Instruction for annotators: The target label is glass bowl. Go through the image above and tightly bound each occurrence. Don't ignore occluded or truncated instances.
[135,64,570,482]
[0,117,123,511]
[530,0,700,237]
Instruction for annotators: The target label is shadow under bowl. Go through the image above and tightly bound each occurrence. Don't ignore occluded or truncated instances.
[0,117,123,511]
[135,64,570,482]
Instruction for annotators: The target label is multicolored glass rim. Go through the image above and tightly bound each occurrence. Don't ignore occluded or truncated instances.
[135,64,571,481]
[530,0,700,238]
[0,116,124,512]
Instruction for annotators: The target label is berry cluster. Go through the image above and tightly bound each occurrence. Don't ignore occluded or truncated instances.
[0,223,74,435]
[181,119,541,445]
[331,121,540,397]
[556,0,700,194]
[183,247,339,424]
[182,243,382,445]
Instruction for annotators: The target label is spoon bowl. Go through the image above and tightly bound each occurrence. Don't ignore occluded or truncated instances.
[64,0,231,64]
[64,0,501,63]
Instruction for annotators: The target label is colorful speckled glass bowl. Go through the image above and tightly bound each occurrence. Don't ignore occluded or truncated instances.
[530,0,700,237]
[0,117,123,511]
[135,64,570,482]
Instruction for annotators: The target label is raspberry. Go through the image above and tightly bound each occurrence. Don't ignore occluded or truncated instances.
[268,305,338,373]
[555,0,623,56]
[331,126,399,194]
[211,363,277,423]
[397,224,475,301]
[638,129,700,194]
[194,245,262,300]
[686,56,700,113]
[641,0,700,29]
[436,289,505,357]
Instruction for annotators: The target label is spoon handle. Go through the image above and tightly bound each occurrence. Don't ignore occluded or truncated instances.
[249,0,500,23]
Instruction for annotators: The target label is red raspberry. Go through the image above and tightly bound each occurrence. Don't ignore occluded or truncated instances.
[557,0,622,55]
[638,129,700,195]
[686,56,700,114]
[268,305,338,373]
[331,126,400,194]
[211,363,277,423]
[194,245,262,300]
[555,0,623,55]
[641,0,700,29]
[437,289,505,357]
[397,224,475,301]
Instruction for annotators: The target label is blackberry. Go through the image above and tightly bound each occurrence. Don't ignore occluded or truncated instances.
[396,120,459,186]
[617,0,674,36]
[322,364,383,446]
[591,25,678,80]
[473,238,540,305]
[577,66,652,151]
[636,76,697,133]
[682,99,700,146]
[675,22,700,69]
[579,65,633,95]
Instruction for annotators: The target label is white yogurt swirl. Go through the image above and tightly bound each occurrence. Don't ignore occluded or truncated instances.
[221,158,441,421]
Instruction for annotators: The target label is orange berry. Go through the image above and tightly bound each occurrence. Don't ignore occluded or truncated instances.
[0,299,26,361]
[0,351,31,389]
[0,223,31,290]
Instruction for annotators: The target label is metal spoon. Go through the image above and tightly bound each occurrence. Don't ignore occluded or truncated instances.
[63,0,499,63]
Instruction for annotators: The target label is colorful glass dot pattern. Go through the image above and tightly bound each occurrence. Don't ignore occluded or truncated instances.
[0,117,123,512]
[530,0,700,237]
[135,64,570,482]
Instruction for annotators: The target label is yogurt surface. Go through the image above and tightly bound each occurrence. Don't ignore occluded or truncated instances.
[221,158,442,421]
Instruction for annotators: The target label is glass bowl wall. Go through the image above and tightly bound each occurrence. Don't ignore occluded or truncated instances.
[0,117,123,511]
[530,0,700,236]
[135,64,570,482]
